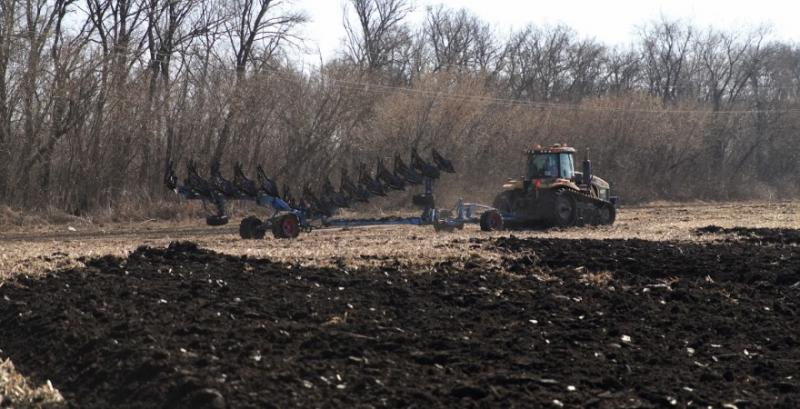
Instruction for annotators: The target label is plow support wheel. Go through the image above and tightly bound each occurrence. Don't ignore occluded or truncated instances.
[272,214,301,239]
[480,210,504,231]
[240,216,265,240]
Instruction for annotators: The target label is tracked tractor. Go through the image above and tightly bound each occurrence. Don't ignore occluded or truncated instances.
[484,144,617,229]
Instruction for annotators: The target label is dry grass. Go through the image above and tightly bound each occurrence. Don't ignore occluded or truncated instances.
[0,206,88,229]
[580,270,614,287]
[3,201,800,280]
[0,359,65,409]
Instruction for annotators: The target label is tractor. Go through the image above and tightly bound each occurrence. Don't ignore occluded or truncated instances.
[481,144,617,230]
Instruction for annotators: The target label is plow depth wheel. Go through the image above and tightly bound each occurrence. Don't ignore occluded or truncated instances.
[272,213,301,239]
[239,216,264,240]
[480,210,504,231]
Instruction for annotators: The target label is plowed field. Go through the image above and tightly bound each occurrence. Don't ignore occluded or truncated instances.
[1,205,799,408]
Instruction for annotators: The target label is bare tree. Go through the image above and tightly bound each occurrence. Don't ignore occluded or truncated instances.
[26,0,90,193]
[211,0,306,164]
[562,38,605,100]
[142,0,223,185]
[601,47,642,94]
[502,25,576,101]
[0,0,17,195]
[344,0,411,72]
[18,0,57,183]
[423,6,500,74]
[81,0,150,203]
[638,17,695,103]
[696,27,767,111]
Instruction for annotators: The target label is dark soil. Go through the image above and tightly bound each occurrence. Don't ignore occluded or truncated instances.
[1,235,799,408]
[491,235,800,285]
[694,225,800,245]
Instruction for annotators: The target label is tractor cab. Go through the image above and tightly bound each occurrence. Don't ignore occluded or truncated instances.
[526,145,576,181]
[518,144,613,202]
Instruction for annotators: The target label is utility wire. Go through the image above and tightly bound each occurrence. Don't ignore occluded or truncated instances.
[327,77,800,115]
[265,69,800,115]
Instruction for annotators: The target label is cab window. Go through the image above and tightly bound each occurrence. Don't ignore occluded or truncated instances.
[559,153,575,179]
[528,154,559,179]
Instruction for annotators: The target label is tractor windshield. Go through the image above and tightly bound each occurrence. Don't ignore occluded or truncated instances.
[528,152,575,179]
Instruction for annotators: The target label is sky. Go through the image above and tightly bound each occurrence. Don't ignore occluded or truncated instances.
[293,0,799,62]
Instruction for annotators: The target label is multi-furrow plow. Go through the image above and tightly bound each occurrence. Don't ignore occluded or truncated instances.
[165,149,496,239]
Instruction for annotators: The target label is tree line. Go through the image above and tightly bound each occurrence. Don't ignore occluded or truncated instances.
[0,0,798,218]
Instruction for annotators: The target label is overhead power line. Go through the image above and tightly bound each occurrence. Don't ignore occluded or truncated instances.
[266,69,800,116]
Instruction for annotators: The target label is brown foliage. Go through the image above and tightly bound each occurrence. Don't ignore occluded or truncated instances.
[0,2,798,217]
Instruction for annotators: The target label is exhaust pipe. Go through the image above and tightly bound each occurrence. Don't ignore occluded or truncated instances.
[582,149,593,186]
